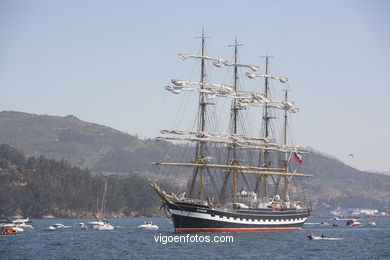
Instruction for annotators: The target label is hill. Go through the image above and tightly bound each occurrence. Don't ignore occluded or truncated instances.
[1,110,389,213]
[299,150,390,212]
[0,111,176,172]
[0,144,175,218]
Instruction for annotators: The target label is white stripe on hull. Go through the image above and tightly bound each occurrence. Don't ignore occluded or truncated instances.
[171,209,307,226]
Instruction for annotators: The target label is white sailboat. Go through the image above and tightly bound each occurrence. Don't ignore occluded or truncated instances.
[87,181,115,231]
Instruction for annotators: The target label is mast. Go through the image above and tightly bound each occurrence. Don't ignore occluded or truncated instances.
[283,88,289,199]
[262,55,271,198]
[100,181,107,220]
[229,38,242,203]
[96,197,99,220]
[198,29,207,201]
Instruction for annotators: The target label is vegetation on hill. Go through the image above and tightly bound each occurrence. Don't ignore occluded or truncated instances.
[0,144,175,218]
[0,111,178,172]
[1,111,390,214]
[298,149,390,212]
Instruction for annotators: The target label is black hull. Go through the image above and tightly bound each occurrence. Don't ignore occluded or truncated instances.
[167,201,310,232]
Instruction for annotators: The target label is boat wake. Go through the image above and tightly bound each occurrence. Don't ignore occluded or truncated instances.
[310,237,344,240]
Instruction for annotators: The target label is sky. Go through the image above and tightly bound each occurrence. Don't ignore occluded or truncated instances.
[0,0,389,172]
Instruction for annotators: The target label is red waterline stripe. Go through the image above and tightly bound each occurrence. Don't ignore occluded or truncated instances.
[176,227,301,232]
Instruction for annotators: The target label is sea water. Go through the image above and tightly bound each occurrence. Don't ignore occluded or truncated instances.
[1,217,389,259]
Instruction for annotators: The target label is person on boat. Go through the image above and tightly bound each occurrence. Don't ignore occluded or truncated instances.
[308,231,314,240]
[321,233,325,238]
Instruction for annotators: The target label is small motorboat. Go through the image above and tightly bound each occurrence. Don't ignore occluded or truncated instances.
[308,235,343,241]
[138,222,159,230]
[12,226,24,232]
[78,223,87,230]
[1,224,24,232]
[12,217,30,223]
[15,223,34,230]
[86,220,114,230]
[368,221,376,226]
[45,225,56,231]
[98,221,115,231]
[332,223,339,227]
[53,223,72,229]
[308,235,325,240]
[346,219,362,226]
[86,221,104,229]
[0,226,18,235]
[307,232,343,240]
[12,218,34,230]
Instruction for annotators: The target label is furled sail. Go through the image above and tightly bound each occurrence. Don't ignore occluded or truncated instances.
[246,72,288,83]
[165,80,300,113]
[213,61,259,72]
[157,132,304,153]
[179,53,227,66]
[179,53,259,71]
[160,129,275,143]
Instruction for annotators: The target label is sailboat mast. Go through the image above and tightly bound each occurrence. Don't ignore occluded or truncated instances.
[96,197,99,219]
[198,29,207,201]
[262,55,270,198]
[102,181,108,219]
[283,88,289,199]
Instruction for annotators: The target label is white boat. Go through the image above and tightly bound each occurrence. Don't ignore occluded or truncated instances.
[78,223,88,230]
[86,220,114,230]
[138,222,159,230]
[346,219,362,226]
[86,221,104,229]
[15,223,34,230]
[12,217,30,224]
[308,235,343,241]
[368,221,376,226]
[87,181,115,231]
[13,226,24,232]
[307,232,343,240]
[45,225,56,231]
[98,221,115,231]
[12,218,34,230]
[53,223,72,228]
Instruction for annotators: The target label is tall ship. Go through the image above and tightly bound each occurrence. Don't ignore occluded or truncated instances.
[151,30,312,232]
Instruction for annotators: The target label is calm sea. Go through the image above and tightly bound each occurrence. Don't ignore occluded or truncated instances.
[1,217,389,259]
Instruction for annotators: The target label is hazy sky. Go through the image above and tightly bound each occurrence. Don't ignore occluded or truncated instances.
[1,0,389,172]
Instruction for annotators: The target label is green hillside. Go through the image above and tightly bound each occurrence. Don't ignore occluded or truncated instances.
[1,110,389,213]
[0,144,175,218]
[299,150,390,211]
[0,111,175,172]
